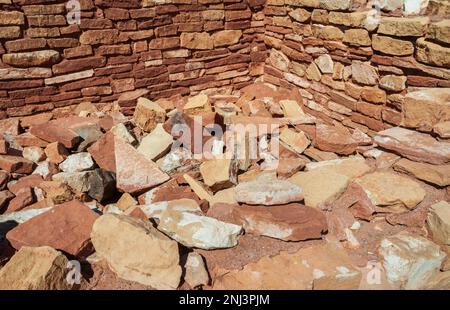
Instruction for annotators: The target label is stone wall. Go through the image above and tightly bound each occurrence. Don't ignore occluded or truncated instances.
[0,0,266,117]
[263,0,450,135]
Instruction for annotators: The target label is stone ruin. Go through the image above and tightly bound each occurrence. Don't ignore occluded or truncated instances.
[0,0,449,290]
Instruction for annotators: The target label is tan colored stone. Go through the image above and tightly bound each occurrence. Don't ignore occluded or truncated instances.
[372,35,414,56]
[289,8,311,22]
[351,61,379,85]
[379,75,407,92]
[394,158,450,187]
[416,38,450,68]
[269,48,290,72]
[133,97,166,132]
[0,246,71,290]
[343,29,371,46]
[235,173,303,206]
[137,124,173,161]
[289,169,349,208]
[117,193,138,212]
[213,241,361,290]
[306,62,322,82]
[115,136,169,194]
[379,231,446,289]
[434,121,450,138]
[233,203,327,241]
[158,208,242,249]
[312,24,344,41]
[180,32,213,50]
[427,20,450,45]
[184,253,209,288]
[355,171,426,212]
[91,214,181,289]
[183,93,212,115]
[279,128,310,154]
[402,88,450,132]
[212,30,242,48]
[378,16,429,36]
[427,201,450,245]
[314,124,359,155]
[279,100,305,118]
[2,50,60,67]
[375,127,450,165]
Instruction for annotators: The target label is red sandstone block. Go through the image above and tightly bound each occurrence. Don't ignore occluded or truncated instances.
[111,78,135,93]
[225,21,251,30]
[178,23,203,32]
[130,8,156,19]
[64,45,93,59]
[60,24,80,35]
[204,21,224,32]
[351,112,386,132]
[52,56,106,75]
[97,44,131,56]
[149,37,180,50]
[4,38,46,52]
[51,91,82,102]
[104,8,129,20]
[225,10,252,21]
[47,38,79,48]
[60,77,110,92]
[133,41,148,53]
[95,64,133,76]
[382,108,402,126]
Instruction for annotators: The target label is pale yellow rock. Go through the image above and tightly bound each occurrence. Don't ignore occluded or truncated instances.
[116,193,137,212]
[183,173,214,203]
[184,253,209,288]
[91,214,181,289]
[378,16,429,36]
[306,62,322,81]
[394,158,450,187]
[433,121,450,138]
[427,201,450,245]
[180,32,213,50]
[372,35,414,56]
[280,127,310,154]
[427,20,450,45]
[211,187,238,205]
[355,171,426,211]
[280,99,305,118]
[110,123,136,145]
[200,159,235,191]
[416,38,450,68]
[137,124,173,161]
[343,29,371,46]
[289,169,349,208]
[183,93,212,115]
[0,246,71,290]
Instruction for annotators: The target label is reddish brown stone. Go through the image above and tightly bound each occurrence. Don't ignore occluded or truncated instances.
[29,121,81,149]
[0,155,34,174]
[4,187,35,214]
[87,132,116,173]
[0,139,8,155]
[6,200,99,257]
[232,203,328,241]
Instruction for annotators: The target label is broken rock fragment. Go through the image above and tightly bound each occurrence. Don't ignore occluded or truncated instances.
[114,136,169,194]
[137,124,173,161]
[91,213,181,289]
[6,200,98,257]
[200,158,237,192]
[233,203,327,241]
[30,121,81,149]
[379,231,446,289]
[59,152,95,173]
[133,97,166,132]
[374,127,450,165]
[184,252,209,288]
[0,155,34,174]
[393,158,450,187]
[427,201,450,245]
[158,209,242,250]
[355,171,426,212]
[234,173,303,206]
[0,246,72,290]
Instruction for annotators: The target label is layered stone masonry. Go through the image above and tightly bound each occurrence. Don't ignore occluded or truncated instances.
[0,0,267,117]
[0,0,449,133]
[263,0,450,135]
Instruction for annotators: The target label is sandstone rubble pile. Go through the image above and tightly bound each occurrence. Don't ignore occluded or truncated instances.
[0,82,449,290]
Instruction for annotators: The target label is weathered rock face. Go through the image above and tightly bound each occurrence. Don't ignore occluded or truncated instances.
[158,209,242,250]
[379,232,446,289]
[402,88,450,132]
[355,171,426,212]
[374,127,450,165]
[427,201,450,245]
[6,200,99,257]
[314,124,360,155]
[0,246,72,290]
[91,214,181,290]
[232,203,327,241]
[213,242,361,290]
[234,174,303,206]
[133,98,166,133]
